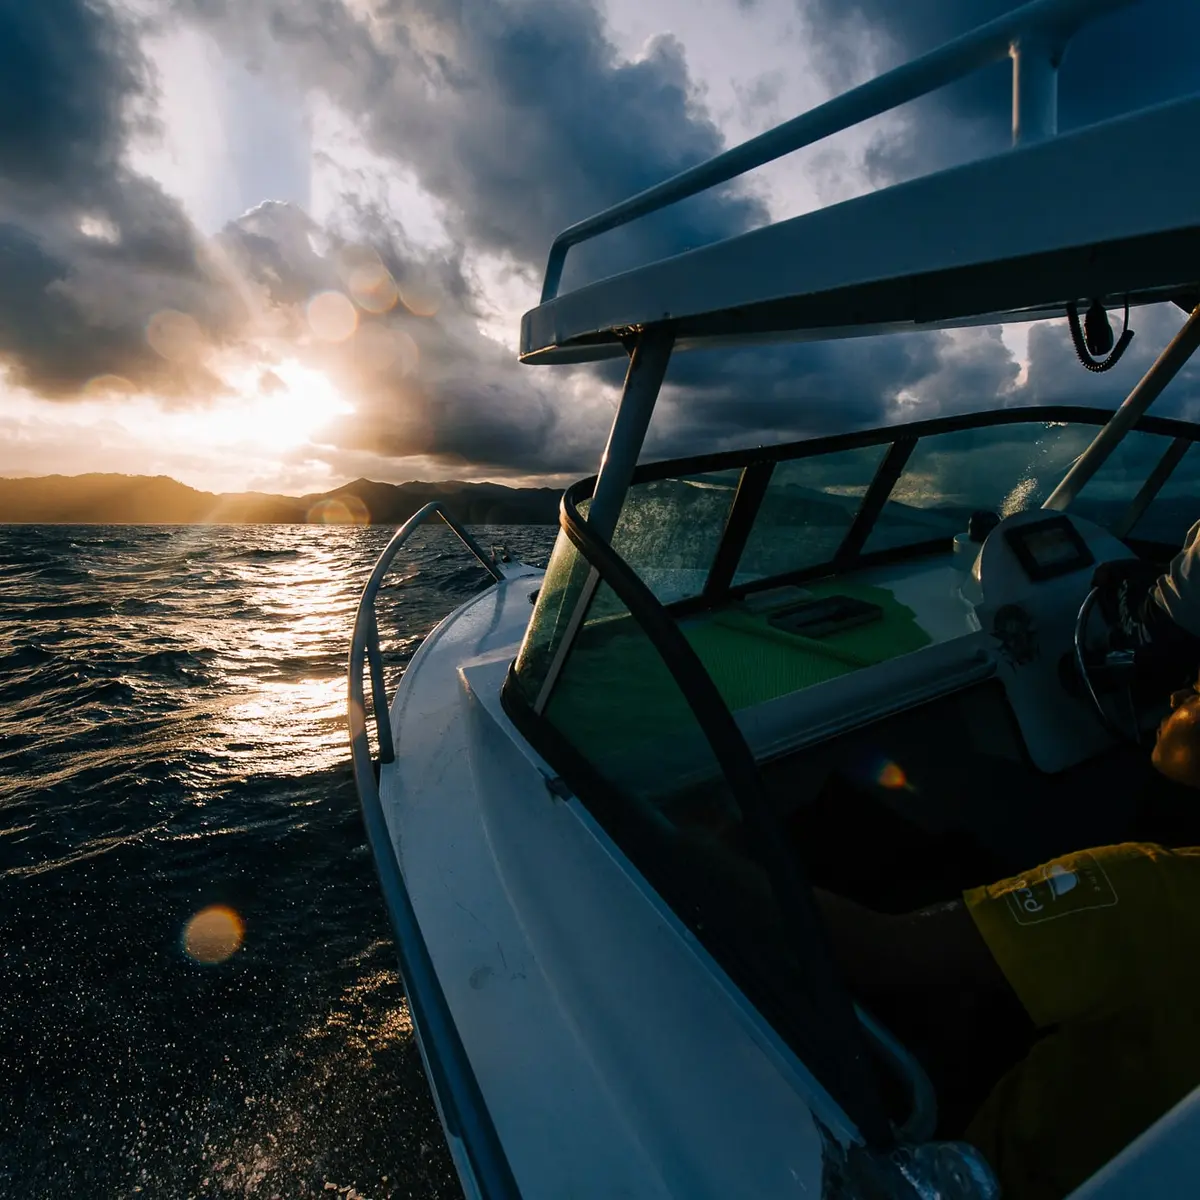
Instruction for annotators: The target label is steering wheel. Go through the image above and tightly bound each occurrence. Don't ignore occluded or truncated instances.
[1074,586,1139,742]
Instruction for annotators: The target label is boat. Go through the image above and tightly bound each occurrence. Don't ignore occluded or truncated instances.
[347,0,1200,1194]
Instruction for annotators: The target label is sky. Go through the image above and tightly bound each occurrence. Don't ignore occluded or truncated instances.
[1,0,1199,496]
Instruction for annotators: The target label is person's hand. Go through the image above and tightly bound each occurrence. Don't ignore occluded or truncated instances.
[1092,558,1162,643]
[1091,558,1161,595]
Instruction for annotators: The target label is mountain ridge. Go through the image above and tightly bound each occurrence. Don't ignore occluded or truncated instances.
[0,473,563,526]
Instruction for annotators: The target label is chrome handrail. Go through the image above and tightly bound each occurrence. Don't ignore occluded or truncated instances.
[346,503,519,1200]
[351,503,504,763]
[539,0,1134,301]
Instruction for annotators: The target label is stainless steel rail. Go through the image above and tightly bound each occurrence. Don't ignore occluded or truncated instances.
[350,502,503,764]
[540,0,1135,301]
[346,503,517,1200]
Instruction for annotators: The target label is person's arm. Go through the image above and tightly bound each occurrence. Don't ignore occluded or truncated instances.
[814,888,1035,1136]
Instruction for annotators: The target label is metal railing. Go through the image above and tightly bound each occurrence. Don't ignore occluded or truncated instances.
[539,0,1135,302]
[350,503,503,763]
[346,503,518,1200]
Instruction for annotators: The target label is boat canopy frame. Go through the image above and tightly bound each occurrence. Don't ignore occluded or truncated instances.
[519,0,1200,364]
[521,0,1200,638]
[537,0,1134,310]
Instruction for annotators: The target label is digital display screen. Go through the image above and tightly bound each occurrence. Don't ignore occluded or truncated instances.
[1022,525,1082,568]
[1004,516,1094,582]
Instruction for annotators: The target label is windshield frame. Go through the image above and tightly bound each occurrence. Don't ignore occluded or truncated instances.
[564,405,1200,618]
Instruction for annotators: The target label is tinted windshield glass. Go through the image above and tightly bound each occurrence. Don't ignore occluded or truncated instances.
[609,465,739,600]
[736,446,887,584]
[1067,429,1178,529]
[1130,441,1200,544]
[863,422,1096,554]
[595,469,741,606]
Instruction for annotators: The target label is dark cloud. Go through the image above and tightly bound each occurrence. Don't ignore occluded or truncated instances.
[0,0,145,192]
[0,0,233,398]
[177,0,767,291]
[4,0,1199,490]
[795,0,1200,183]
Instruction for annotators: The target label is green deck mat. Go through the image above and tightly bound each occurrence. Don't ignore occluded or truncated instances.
[547,581,931,776]
[693,579,931,710]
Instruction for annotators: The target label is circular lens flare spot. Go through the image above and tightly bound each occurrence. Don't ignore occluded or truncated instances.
[877,761,911,791]
[306,496,370,525]
[348,263,399,314]
[83,373,136,397]
[398,277,441,318]
[146,309,205,362]
[353,323,419,376]
[307,290,358,342]
[184,906,244,964]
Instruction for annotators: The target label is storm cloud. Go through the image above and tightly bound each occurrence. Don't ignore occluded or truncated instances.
[2,0,1199,487]
[0,0,231,397]
[793,0,1200,184]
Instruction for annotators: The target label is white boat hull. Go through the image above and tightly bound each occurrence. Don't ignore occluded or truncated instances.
[379,573,857,1198]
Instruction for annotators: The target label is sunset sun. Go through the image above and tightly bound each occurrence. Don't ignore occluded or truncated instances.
[206,360,353,452]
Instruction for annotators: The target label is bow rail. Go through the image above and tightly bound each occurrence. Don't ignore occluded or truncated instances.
[346,502,518,1200]
[540,0,1134,302]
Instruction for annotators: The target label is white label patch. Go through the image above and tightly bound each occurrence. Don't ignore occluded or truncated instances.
[1003,853,1119,925]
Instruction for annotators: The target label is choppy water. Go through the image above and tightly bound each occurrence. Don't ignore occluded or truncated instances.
[0,522,556,1199]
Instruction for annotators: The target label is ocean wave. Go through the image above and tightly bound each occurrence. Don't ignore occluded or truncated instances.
[128,648,218,681]
[0,520,557,1195]
[220,546,304,562]
[22,598,116,619]
[0,642,57,668]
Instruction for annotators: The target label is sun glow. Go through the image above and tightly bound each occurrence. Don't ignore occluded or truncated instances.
[225,357,352,451]
[0,356,359,495]
[196,360,354,452]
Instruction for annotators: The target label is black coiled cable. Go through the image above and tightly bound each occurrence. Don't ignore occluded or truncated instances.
[1067,297,1134,373]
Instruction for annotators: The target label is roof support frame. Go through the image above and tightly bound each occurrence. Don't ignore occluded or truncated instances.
[1111,436,1192,541]
[1011,30,1060,144]
[587,327,674,543]
[1044,303,1200,511]
[532,327,675,716]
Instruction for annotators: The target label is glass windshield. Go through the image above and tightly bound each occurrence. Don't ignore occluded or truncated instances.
[863,422,1096,555]
[606,470,741,605]
[1067,429,1178,528]
[1128,441,1200,544]
[511,530,593,708]
[736,446,887,584]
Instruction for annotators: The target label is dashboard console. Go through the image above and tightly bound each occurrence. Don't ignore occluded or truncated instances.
[974,510,1135,772]
[1003,515,1095,583]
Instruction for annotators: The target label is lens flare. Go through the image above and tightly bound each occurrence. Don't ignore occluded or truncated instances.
[146,309,205,362]
[82,373,135,397]
[876,760,913,791]
[398,277,441,318]
[184,905,244,964]
[353,323,419,376]
[306,496,370,525]
[348,263,399,314]
[306,290,358,342]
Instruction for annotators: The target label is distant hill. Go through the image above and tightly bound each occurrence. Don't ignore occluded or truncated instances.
[0,473,563,526]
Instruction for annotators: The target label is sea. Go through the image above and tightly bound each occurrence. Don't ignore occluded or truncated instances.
[0,522,558,1200]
